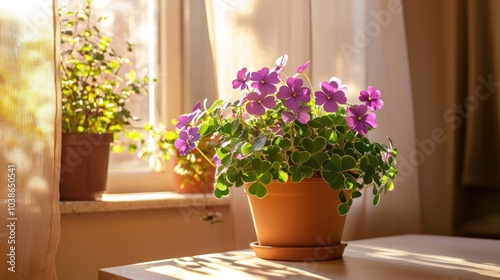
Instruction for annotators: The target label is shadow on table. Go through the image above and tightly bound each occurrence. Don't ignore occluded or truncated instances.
[343,236,500,279]
[132,250,336,280]
[101,235,500,280]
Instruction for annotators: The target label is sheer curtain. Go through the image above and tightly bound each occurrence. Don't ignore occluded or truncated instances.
[205,0,421,245]
[0,0,60,279]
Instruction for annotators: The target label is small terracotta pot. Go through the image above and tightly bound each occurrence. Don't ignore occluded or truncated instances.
[245,177,347,261]
[172,156,215,194]
[173,171,215,194]
[59,133,113,200]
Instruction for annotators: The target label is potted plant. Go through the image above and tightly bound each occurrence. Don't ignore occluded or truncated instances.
[139,121,218,194]
[174,55,398,261]
[136,122,223,224]
[59,0,150,200]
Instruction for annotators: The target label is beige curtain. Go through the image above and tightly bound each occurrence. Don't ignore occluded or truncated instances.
[404,0,500,236]
[205,0,421,244]
[403,0,461,236]
[0,1,60,279]
[461,0,500,188]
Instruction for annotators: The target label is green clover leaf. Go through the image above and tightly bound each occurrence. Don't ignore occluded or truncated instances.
[248,181,267,198]
[251,158,272,175]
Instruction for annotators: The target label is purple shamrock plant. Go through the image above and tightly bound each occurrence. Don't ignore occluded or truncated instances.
[174,55,398,215]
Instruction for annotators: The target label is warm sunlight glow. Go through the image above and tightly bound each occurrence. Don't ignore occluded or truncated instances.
[0,2,58,278]
[137,251,329,280]
[101,192,185,202]
[350,244,500,278]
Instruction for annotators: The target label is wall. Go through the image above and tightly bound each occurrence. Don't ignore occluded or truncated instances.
[56,205,231,280]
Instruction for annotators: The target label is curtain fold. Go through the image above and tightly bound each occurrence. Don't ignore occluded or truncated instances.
[205,0,421,243]
[404,0,500,236]
[461,0,500,188]
[0,1,61,279]
[403,0,461,236]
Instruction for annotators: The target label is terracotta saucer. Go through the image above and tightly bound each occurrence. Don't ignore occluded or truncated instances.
[250,241,348,261]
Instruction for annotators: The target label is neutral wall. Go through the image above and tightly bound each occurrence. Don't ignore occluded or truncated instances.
[56,205,231,280]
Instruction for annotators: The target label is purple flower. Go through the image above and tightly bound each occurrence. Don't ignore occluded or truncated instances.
[329,77,348,91]
[175,127,200,156]
[359,86,384,110]
[192,100,202,113]
[346,104,377,135]
[296,61,310,73]
[269,122,283,136]
[175,101,203,130]
[282,106,311,124]
[235,153,249,160]
[277,77,311,110]
[176,114,194,130]
[272,54,288,73]
[245,92,276,116]
[239,92,249,105]
[232,67,250,90]
[250,67,280,94]
[314,81,347,112]
[213,155,221,167]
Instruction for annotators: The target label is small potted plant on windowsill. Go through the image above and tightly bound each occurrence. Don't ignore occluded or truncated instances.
[137,121,223,223]
[138,120,218,194]
[173,55,398,261]
[59,0,150,201]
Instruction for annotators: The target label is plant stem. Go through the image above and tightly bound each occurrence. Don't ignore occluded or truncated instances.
[196,146,216,168]
[303,72,315,91]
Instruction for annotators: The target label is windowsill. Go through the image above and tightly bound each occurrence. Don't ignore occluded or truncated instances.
[59,192,230,214]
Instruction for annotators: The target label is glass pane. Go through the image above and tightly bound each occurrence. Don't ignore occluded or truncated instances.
[60,0,158,173]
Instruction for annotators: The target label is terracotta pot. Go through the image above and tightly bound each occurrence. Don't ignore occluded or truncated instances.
[245,177,348,261]
[172,149,216,194]
[173,169,215,194]
[59,133,113,200]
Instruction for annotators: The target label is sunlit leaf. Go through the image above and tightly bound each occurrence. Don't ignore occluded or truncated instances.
[241,142,254,156]
[248,182,267,198]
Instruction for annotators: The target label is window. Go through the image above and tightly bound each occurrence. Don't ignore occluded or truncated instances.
[100,0,163,192]
[61,0,185,193]
[106,0,187,193]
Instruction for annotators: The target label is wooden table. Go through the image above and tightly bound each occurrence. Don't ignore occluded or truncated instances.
[99,234,500,279]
